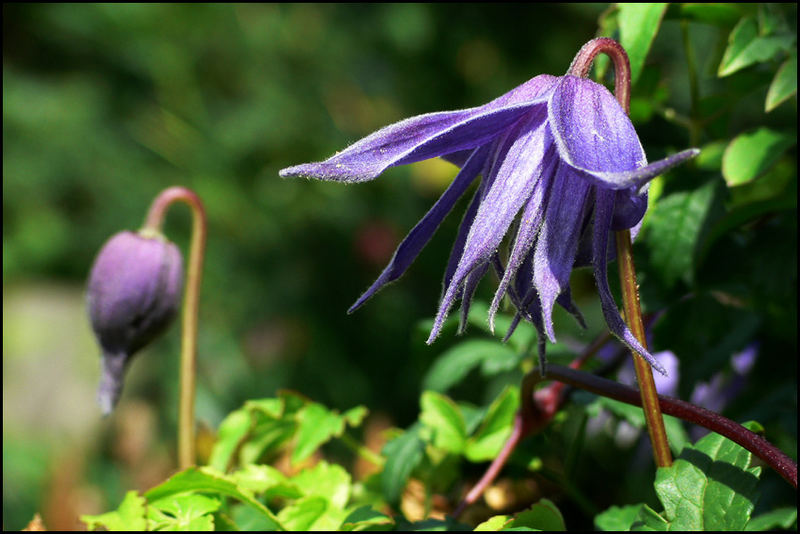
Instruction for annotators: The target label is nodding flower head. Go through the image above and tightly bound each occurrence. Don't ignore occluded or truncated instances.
[87,230,183,414]
[280,41,698,375]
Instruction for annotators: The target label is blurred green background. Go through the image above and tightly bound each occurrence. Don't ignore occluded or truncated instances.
[3,3,796,531]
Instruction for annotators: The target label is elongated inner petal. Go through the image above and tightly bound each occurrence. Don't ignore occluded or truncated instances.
[427,111,553,344]
[533,164,592,342]
[592,189,667,375]
[348,145,490,313]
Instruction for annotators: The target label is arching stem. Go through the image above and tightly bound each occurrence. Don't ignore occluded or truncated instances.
[142,186,207,470]
[567,37,672,468]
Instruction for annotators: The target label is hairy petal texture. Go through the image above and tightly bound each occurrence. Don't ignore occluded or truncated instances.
[428,111,552,344]
[280,76,558,183]
[348,145,490,313]
[593,190,666,375]
[533,164,592,342]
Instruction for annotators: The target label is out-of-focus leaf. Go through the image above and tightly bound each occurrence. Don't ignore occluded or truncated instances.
[507,499,566,531]
[422,340,519,393]
[766,52,798,112]
[208,409,251,472]
[677,3,744,27]
[380,425,425,503]
[722,128,796,186]
[341,506,394,531]
[718,17,796,76]
[292,402,346,464]
[596,398,688,456]
[276,496,329,531]
[595,504,645,531]
[147,493,220,531]
[343,405,369,427]
[745,507,798,531]
[465,386,519,462]
[420,391,467,453]
[82,491,147,531]
[144,467,285,530]
[631,429,762,530]
[645,179,718,288]
[291,461,351,509]
[618,3,668,85]
[229,464,293,495]
[694,140,727,171]
[474,514,511,531]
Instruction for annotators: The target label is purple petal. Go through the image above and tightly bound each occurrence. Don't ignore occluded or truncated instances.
[611,187,648,230]
[488,155,555,331]
[458,260,490,334]
[549,75,645,175]
[281,76,557,183]
[592,190,666,375]
[348,145,490,313]
[533,163,592,342]
[428,112,553,344]
[575,149,701,191]
[440,149,474,168]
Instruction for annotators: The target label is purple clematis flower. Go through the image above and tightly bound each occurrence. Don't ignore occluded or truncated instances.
[281,67,698,374]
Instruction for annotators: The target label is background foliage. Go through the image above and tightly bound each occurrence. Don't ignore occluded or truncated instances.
[3,3,796,531]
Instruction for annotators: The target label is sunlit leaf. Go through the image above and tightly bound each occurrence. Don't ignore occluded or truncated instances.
[420,391,467,453]
[82,491,147,531]
[618,3,668,85]
[465,386,519,462]
[718,16,795,76]
[766,52,798,112]
[722,128,796,186]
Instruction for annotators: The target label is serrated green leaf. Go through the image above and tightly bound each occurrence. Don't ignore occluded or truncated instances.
[423,340,519,393]
[745,507,797,531]
[291,461,352,510]
[631,504,669,531]
[766,52,797,112]
[718,16,796,76]
[420,391,467,453]
[508,499,566,531]
[147,493,220,531]
[341,506,394,531]
[380,425,426,503]
[82,490,147,531]
[645,179,718,288]
[239,416,296,465]
[722,128,796,186]
[465,386,519,462]
[639,430,762,530]
[229,463,291,495]
[618,3,668,85]
[343,405,369,427]
[595,504,645,531]
[292,402,346,464]
[276,495,329,531]
[208,408,251,472]
[144,467,285,530]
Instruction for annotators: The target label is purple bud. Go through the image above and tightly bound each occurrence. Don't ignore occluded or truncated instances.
[87,230,183,414]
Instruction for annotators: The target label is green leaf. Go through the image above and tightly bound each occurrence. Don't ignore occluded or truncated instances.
[596,398,688,456]
[292,402,346,464]
[718,16,796,76]
[380,425,426,503]
[147,493,220,531]
[766,51,798,112]
[276,496,329,531]
[465,386,519,462]
[722,128,796,186]
[420,391,467,453]
[595,504,645,531]
[507,499,566,531]
[645,179,718,288]
[341,506,395,531]
[82,490,147,531]
[229,464,293,495]
[632,504,669,531]
[633,430,762,530]
[745,507,797,531]
[474,515,511,531]
[617,3,668,85]
[678,4,744,27]
[291,461,352,510]
[207,408,251,472]
[144,467,285,531]
[423,340,519,393]
[343,405,369,427]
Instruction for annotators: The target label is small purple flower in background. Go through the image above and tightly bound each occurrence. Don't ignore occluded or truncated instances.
[87,230,184,414]
[281,56,698,374]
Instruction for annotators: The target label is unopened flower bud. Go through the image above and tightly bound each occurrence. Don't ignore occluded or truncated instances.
[87,230,183,414]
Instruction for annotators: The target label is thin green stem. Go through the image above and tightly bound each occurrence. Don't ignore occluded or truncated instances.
[143,186,207,470]
[339,432,386,468]
[570,37,673,468]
